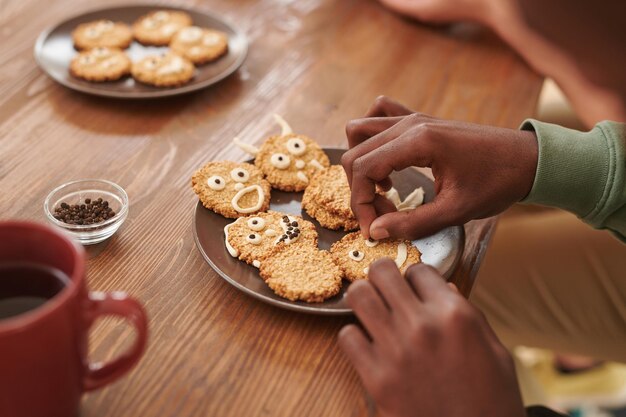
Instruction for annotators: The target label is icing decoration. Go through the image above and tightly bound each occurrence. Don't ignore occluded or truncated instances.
[252,260,261,268]
[286,137,306,156]
[234,183,244,191]
[230,167,250,183]
[394,243,408,268]
[397,187,425,211]
[207,175,226,190]
[296,171,308,183]
[270,153,290,169]
[179,27,202,43]
[365,238,379,247]
[273,114,293,135]
[264,229,278,237]
[160,23,178,36]
[85,21,114,38]
[349,250,364,261]
[233,137,260,155]
[153,11,170,21]
[224,220,240,257]
[156,56,185,76]
[203,33,221,45]
[363,267,369,274]
[275,216,301,244]
[247,217,265,231]
[231,185,264,213]
[385,188,402,206]
[310,159,324,170]
[295,159,305,169]
[246,233,262,245]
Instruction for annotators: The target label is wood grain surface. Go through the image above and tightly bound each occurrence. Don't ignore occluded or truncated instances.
[0,0,542,415]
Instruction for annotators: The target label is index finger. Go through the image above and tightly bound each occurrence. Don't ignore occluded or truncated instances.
[365,96,414,117]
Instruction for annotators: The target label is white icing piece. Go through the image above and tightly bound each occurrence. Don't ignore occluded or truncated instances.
[397,187,425,211]
[386,188,402,206]
[79,55,95,65]
[207,175,226,190]
[233,137,260,155]
[234,183,244,191]
[160,23,178,36]
[252,260,261,268]
[189,46,202,56]
[179,27,202,43]
[224,220,240,257]
[270,153,290,169]
[310,159,325,170]
[296,171,308,183]
[273,114,293,135]
[153,11,170,21]
[394,243,408,269]
[231,185,264,214]
[101,57,119,69]
[247,217,265,231]
[92,47,110,57]
[286,137,306,156]
[364,238,379,247]
[230,167,250,183]
[203,33,221,45]
[156,56,185,76]
[348,250,364,261]
[295,159,305,169]
[363,267,369,274]
[264,229,278,237]
[144,57,161,69]
[86,21,114,38]
[246,233,262,245]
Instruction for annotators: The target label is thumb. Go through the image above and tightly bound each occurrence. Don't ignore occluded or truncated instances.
[369,196,460,240]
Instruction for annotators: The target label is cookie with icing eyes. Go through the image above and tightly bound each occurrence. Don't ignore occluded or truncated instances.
[302,185,359,231]
[330,232,422,282]
[70,47,131,82]
[191,161,271,219]
[259,244,343,303]
[224,211,318,268]
[72,20,133,50]
[170,26,229,65]
[131,53,194,87]
[132,10,193,46]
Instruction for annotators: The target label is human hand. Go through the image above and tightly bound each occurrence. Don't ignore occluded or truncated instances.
[377,0,492,24]
[342,96,538,240]
[338,259,526,417]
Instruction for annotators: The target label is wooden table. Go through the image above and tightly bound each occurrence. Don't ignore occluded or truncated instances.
[0,0,542,415]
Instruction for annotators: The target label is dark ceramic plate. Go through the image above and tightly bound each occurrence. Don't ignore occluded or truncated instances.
[193,149,465,315]
[34,5,247,98]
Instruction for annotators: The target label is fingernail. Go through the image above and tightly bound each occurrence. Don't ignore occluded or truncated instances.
[370,224,389,240]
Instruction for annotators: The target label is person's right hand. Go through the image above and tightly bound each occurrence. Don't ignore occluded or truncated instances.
[377,0,492,24]
[342,96,538,240]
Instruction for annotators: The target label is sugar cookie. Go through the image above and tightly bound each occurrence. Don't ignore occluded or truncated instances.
[72,20,133,50]
[131,53,194,87]
[133,10,193,46]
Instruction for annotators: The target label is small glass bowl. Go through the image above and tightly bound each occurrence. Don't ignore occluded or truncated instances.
[44,179,129,245]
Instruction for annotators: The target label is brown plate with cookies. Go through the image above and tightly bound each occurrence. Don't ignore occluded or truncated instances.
[192,148,465,315]
[34,5,247,98]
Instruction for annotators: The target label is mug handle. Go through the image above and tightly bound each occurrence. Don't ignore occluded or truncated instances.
[83,291,148,392]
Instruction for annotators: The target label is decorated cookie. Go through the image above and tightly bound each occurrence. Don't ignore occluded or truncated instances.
[72,20,133,50]
[224,211,318,268]
[306,165,354,217]
[69,47,131,82]
[191,161,271,219]
[302,187,359,231]
[169,26,229,65]
[131,53,194,87]
[233,115,330,192]
[132,10,193,46]
[259,244,343,303]
[330,232,422,282]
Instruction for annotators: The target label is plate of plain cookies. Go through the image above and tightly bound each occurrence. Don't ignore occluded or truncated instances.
[191,116,465,315]
[34,5,247,98]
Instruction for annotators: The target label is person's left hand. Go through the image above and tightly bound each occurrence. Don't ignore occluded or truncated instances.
[338,259,526,417]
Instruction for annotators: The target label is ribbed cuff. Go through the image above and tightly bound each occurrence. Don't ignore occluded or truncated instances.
[520,119,611,221]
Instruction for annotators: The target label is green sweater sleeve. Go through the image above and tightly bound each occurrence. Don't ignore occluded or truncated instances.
[520,119,626,242]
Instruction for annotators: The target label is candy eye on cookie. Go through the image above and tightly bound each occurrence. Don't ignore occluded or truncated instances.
[207,175,226,191]
[231,167,250,182]
[348,250,364,261]
[270,153,291,170]
[246,233,262,245]
[286,137,306,156]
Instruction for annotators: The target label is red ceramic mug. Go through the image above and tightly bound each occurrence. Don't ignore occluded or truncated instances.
[0,221,148,417]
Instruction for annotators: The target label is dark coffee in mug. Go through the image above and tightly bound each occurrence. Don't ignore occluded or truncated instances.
[0,262,70,320]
